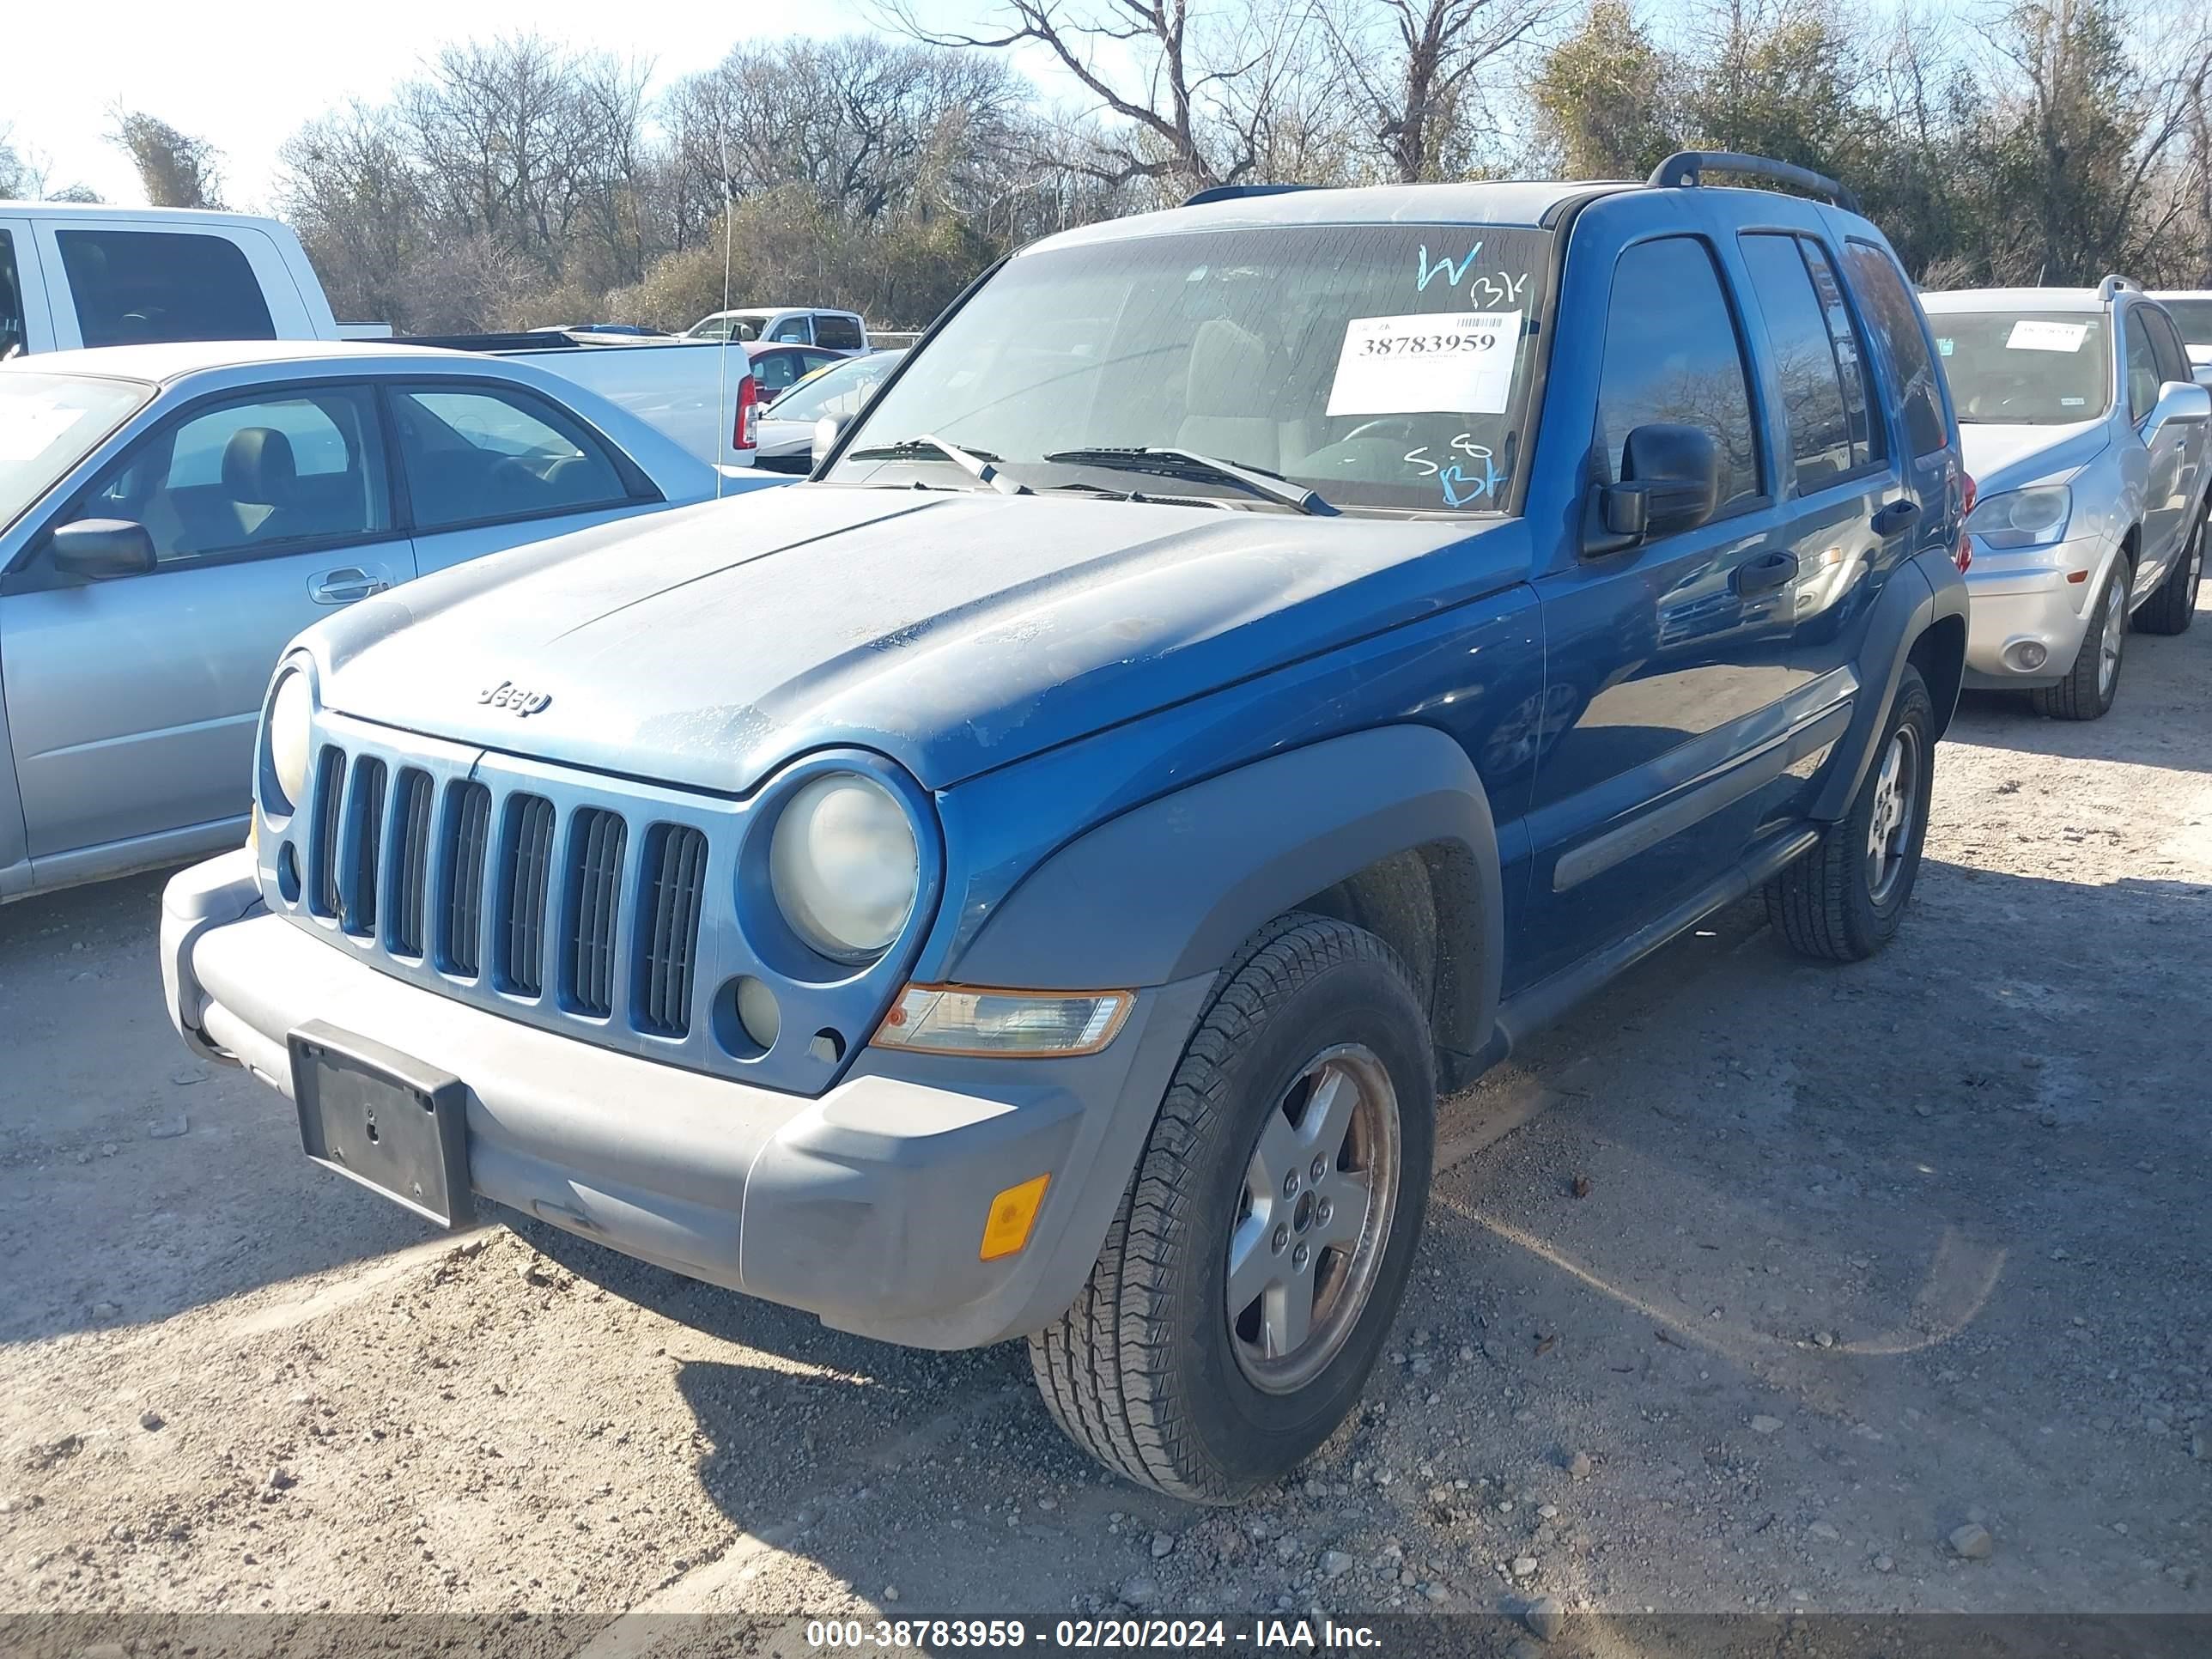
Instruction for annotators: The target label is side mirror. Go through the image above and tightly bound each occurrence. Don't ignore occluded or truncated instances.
[51,518,156,580]
[1585,423,1722,556]
[2149,380,2212,431]
[811,414,849,471]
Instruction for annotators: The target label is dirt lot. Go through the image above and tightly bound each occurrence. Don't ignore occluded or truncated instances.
[3,596,2209,1650]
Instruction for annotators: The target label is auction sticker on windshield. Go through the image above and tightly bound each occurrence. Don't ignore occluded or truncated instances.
[2007,319,2091,353]
[1328,311,1522,417]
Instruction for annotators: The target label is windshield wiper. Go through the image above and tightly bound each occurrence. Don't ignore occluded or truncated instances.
[1042,447,1337,516]
[846,435,1029,496]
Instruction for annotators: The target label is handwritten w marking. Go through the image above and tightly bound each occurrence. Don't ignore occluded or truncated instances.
[1415,243,1481,292]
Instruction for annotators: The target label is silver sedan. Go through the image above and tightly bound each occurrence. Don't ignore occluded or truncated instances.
[0,340,721,903]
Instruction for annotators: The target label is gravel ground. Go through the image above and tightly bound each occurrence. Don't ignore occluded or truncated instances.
[3,593,2209,1650]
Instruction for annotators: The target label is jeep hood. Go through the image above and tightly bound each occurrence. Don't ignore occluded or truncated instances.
[1958,419,2110,496]
[309,485,1525,795]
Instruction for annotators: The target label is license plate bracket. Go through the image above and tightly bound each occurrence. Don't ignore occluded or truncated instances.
[289,1019,473,1230]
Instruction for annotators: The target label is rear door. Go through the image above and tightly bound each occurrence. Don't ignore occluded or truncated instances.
[1834,239,1963,580]
[386,380,663,577]
[0,381,410,861]
[1520,216,1802,990]
[35,222,307,349]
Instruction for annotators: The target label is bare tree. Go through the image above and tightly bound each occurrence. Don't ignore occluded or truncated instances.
[1316,0,1564,182]
[108,111,224,209]
[877,0,1315,191]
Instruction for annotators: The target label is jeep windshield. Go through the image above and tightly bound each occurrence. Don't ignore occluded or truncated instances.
[830,222,1553,514]
[1929,311,2112,425]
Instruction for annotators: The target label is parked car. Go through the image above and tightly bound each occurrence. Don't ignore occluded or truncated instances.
[2149,290,2212,385]
[682,307,868,354]
[1922,278,2210,717]
[0,202,766,472]
[161,154,1966,1502]
[744,341,846,403]
[754,349,908,473]
[0,339,733,904]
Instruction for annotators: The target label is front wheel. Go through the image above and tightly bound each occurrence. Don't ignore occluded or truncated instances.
[2029,564,2128,719]
[1029,916,1434,1502]
[1765,665,1936,962]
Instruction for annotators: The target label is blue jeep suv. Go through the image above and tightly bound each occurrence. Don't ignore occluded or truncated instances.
[161,152,1968,1501]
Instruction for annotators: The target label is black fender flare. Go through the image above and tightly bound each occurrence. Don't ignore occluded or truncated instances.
[1810,548,1969,822]
[951,725,1505,1060]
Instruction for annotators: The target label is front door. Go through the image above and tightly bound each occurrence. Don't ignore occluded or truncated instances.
[1520,231,1799,991]
[0,381,411,862]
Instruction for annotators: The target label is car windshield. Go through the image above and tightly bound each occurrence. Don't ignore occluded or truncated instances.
[830,223,1553,514]
[688,313,766,343]
[769,351,906,422]
[2160,298,2212,357]
[0,372,154,533]
[1929,311,2112,424]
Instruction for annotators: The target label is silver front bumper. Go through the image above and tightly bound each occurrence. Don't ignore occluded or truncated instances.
[1960,533,2111,688]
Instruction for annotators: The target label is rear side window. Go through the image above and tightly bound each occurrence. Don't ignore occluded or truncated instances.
[1839,241,1947,457]
[814,313,864,351]
[1595,236,1761,508]
[2124,309,2160,422]
[1739,234,1881,490]
[54,229,276,349]
[389,383,635,532]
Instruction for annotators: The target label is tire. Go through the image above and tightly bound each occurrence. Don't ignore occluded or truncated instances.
[1765,665,1936,963]
[2135,510,2204,635]
[2028,563,2128,720]
[1029,915,1435,1503]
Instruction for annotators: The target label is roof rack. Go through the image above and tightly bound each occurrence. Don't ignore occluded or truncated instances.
[1646,150,1862,216]
[1182,183,1321,207]
[2096,274,2140,301]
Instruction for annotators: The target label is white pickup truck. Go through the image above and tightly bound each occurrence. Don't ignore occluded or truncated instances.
[0,200,763,469]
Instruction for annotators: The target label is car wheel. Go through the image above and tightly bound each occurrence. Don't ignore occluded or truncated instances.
[1029,915,1434,1502]
[2135,512,2203,635]
[1765,665,1936,963]
[2029,565,2127,720]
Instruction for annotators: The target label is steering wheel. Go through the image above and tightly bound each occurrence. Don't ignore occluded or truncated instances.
[1339,417,1422,445]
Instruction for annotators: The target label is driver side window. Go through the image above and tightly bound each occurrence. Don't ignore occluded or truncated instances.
[55,385,389,570]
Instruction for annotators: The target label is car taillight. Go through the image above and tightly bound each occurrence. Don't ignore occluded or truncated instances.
[1955,475,1975,573]
[733,376,759,452]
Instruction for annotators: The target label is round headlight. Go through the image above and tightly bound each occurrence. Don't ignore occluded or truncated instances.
[265,670,313,815]
[769,772,919,963]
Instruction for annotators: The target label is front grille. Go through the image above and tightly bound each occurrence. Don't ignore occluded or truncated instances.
[441,781,492,976]
[562,808,627,1018]
[499,794,556,998]
[636,824,708,1037]
[307,754,714,1040]
[389,769,434,958]
[342,757,386,938]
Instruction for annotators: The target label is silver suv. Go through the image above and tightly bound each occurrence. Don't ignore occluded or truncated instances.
[1922,277,2210,718]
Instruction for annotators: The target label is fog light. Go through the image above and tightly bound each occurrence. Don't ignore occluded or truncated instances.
[872,985,1133,1056]
[980,1174,1050,1261]
[2006,640,2050,672]
[735,976,781,1051]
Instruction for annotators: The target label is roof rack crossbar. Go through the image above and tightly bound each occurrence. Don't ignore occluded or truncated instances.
[2095,273,2140,300]
[1182,182,1322,207]
[1646,150,1862,216]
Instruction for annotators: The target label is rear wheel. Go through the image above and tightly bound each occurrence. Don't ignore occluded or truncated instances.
[1029,915,1433,1502]
[2135,511,2204,635]
[1766,666,1935,962]
[2029,565,2127,720]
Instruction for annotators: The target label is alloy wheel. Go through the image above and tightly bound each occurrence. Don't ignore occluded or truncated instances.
[2098,579,2126,697]
[1865,725,1921,905]
[1226,1044,1401,1395]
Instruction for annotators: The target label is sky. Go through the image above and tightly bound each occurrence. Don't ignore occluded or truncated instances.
[3,0,897,210]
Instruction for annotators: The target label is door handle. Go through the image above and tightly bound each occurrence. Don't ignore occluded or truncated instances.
[310,566,391,605]
[1871,499,1923,538]
[1733,550,1798,595]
